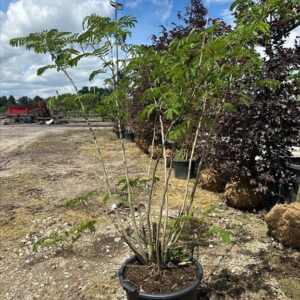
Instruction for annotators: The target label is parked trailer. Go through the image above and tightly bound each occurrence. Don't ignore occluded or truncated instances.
[7,104,39,123]
[7,101,62,124]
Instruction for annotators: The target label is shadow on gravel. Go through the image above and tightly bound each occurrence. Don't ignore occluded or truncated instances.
[197,267,272,299]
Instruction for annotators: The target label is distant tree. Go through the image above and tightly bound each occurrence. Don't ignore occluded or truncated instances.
[93,87,111,98]
[45,96,57,110]
[58,93,73,100]
[8,95,16,104]
[78,86,111,97]
[17,96,32,105]
[33,95,44,104]
[0,95,8,107]
[78,86,89,94]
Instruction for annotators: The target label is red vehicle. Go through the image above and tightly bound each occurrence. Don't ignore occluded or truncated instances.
[7,100,56,123]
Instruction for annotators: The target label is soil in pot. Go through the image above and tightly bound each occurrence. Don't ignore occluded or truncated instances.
[119,256,203,300]
[125,264,196,294]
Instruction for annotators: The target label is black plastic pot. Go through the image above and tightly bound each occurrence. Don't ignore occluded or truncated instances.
[125,132,135,142]
[173,160,196,180]
[119,256,203,300]
[286,162,300,202]
[115,130,125,139]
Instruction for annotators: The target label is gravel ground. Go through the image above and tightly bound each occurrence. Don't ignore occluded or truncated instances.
[0,123,299,300]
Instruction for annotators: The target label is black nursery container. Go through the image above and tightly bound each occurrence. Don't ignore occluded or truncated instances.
[125,132,135,142]
[118,256,203,300]
[115,130,125,139]
[173,160,196,180]
[286,162,300,202]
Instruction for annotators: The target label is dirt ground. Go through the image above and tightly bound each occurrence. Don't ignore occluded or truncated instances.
[0,123,299,300]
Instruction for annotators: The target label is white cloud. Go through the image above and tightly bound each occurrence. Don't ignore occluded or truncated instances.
[254,26,299,59]
[255,46,266,58]
[220,8,235,27]
[284,26,300,48]
[126,0,142,9]
[151,0,173,22]
[0,0,113,98]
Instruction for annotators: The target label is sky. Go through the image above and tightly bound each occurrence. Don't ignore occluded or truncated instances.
[0,0,297,99]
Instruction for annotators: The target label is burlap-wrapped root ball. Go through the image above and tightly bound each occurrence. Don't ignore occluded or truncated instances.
[266,202,300,249]
[147,145,172,167]
[199,168,227,193]
[224,178,262,209]
[147,145,160,159]
[135,139,150,154]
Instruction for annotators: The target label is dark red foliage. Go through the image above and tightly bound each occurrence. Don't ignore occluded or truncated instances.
[207,1,300,199]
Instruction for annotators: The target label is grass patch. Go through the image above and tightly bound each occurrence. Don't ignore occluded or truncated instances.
[65,191,99,209]
[0,208,32,240]
[279,277,300,299]
[32,220,96,252]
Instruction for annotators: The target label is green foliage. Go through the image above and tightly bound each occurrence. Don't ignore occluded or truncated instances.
[37,65,56,76]
[89,69,106,82]
[112,176,159,206]
[10,29,78,75]
[209,225,231,244]
[0,95,8,107]
[102,193,110,204]
[167,246,191,264]
[127,18,266,149]
[169,206,215,229]
[258,79,281,91]
[32,220,97,252]
[223,103,237,112]
[65,191,98,209]
[174,148,188,160]
[0,106,7,113]
[100,81,132,124]
[232,0,300,28]
[169,123,188,142]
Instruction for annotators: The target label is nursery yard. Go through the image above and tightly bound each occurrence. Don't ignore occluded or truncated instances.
[0,124,299,300]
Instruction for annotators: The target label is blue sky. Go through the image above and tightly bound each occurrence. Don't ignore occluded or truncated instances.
[0,0,10,12]
[0,0,235,98]
[121,0,234,45]
[1,0,234,45]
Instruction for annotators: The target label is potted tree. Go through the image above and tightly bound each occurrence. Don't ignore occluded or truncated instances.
[10,0,271,298]
[112,8,268,299]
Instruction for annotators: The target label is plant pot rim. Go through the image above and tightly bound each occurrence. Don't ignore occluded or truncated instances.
[173,159,193,163]
[118,255,203,299]
[287,163,300,171]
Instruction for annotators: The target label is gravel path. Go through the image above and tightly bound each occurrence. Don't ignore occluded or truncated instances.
[0,123,112,155]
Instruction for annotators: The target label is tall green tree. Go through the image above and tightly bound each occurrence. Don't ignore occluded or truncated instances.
[18,96,32,105]
[125,17,270,266]
[33,95,44,104]
[8,95,16,104]
[0,96,8,107]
